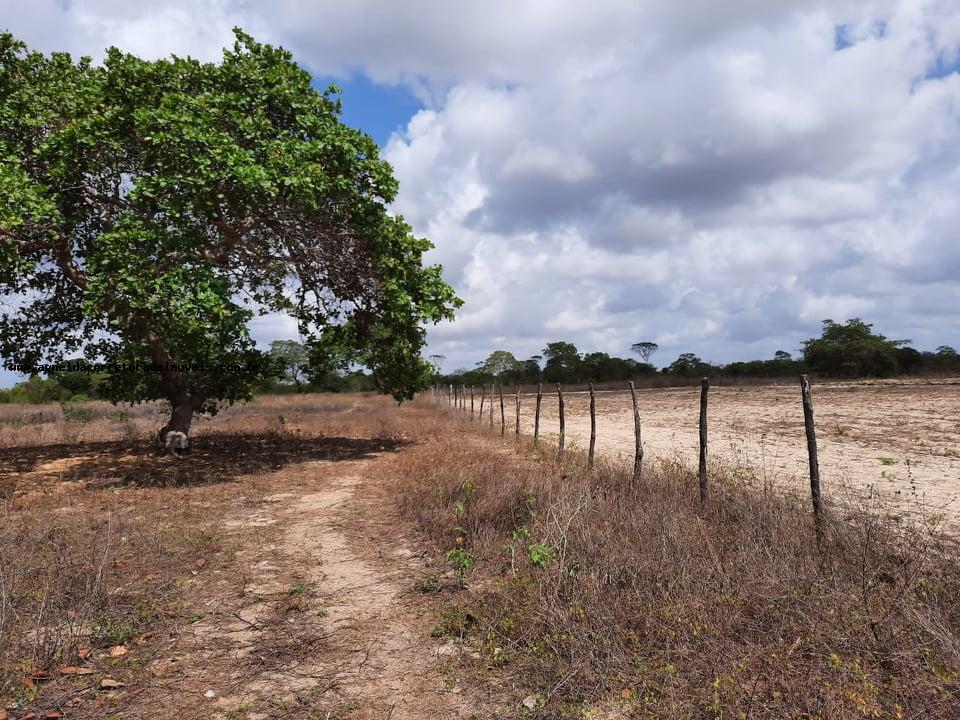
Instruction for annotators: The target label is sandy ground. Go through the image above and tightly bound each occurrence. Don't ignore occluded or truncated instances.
[3,441,485,719]
[192,456,478,720]
[475,379,960,530]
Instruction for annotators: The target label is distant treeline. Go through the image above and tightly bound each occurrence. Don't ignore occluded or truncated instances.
[2,319,958,403]
[432,319,960,386]
[0,340,377,404]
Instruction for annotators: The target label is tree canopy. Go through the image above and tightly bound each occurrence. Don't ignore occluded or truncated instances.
[0,30,459,434]
[268,340,310,390]
[630,341,658,364]
[801,319,906,377]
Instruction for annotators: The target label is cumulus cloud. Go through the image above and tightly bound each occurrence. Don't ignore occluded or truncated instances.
[2,0,959,375]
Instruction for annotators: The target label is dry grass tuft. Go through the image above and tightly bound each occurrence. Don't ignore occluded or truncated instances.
[394,401,960,718]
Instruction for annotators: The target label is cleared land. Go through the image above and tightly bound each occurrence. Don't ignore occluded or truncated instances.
[2,391,959,718]
[0,396,486,720]
[482,378,960,531]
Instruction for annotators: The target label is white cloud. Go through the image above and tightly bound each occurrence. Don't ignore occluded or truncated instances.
[2,0,959,375]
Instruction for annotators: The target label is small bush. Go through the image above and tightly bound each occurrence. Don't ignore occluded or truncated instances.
[60,402,94,423]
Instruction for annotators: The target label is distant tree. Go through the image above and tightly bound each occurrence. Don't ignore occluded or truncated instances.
[47,357,108,399]
[269,340,310,390]
[774,350,792,361]
[4,375,71,403]
[895,346,923,374]
[631,341,659,365]
[542,341,581,383]
[923,345,960,374]
[482,350,520,379]
[580,352,651,382]
[663,353,716,378]
[802,319,907,377]
[428,354,446,381]
[520,356,543,383]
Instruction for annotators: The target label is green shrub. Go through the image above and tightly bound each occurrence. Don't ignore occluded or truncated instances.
[60,402,94,423]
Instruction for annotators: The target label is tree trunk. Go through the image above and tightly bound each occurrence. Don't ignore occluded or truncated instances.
[161,393,198,438]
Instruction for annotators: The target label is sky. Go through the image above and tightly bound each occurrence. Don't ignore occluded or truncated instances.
[2,0,960,385]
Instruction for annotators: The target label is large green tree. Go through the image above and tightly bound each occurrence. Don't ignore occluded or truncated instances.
[0,31,459,438]
[481,349,520,378]
[802,319,906,377]
[542,341,581,383]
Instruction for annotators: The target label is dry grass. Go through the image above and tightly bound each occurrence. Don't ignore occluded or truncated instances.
[3,393,959,718]
[0,483,233,715]
[0,393,401,719]
[393,400,960,718]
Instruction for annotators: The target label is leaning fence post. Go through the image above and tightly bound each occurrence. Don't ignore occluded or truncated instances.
[698,377,709,505]
[479,384,486,421]
[499,384,506,436]
[588,382,597,468]
[515,385,521,437]
[629,381,643,486]
[556,383,565,457]
[534,383,543,447]
[800,374,824,545]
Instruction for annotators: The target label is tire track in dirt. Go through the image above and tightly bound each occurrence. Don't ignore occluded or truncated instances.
[214,457,475,719]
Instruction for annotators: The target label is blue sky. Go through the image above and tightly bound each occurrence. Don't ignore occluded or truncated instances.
[2,0,960,387]
[315,74,422,148]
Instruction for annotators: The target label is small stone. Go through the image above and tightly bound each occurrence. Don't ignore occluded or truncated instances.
[436,642,458,657]
[522,695,539,710]
[204,690,217,699]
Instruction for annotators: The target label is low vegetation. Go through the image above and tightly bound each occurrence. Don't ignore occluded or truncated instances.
[394,400,960,718]
[2,391,958,718]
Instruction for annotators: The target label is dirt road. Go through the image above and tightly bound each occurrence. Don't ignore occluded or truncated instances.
[188,456,476,719]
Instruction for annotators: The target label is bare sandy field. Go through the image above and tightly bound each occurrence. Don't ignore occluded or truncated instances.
[482,379,960,529]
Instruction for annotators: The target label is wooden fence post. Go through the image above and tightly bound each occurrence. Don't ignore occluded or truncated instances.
[470,386,474,418]
[556,383,565,457]
[515,385,521,437]
[534,383,542,447]
[479,384,485,421]
[698,377,709,505]
[489,384,494,427]
[448,384,453,406]
[629,381,643,485]
[499,384,505,436]
[588,382,597,468]
[461,384,466,411]
[800,374,824,545]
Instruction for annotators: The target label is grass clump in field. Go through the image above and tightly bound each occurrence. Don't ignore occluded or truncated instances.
[395,405,960,718]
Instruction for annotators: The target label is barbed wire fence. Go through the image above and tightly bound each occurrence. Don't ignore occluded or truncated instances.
[429,375,825,546]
